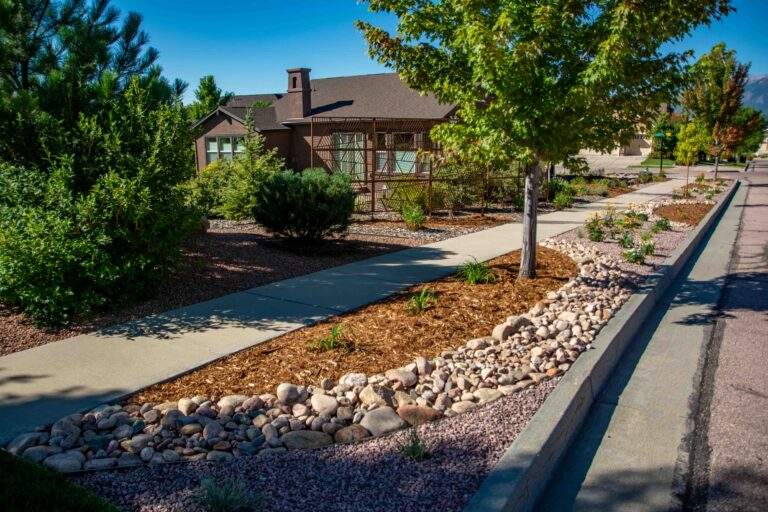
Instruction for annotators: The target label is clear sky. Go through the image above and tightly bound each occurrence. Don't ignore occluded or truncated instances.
[112,0,768,103]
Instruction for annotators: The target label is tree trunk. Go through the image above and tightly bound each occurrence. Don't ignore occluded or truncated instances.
[714,154,720,179]
[519,159,540,279]
[685,164,690,197]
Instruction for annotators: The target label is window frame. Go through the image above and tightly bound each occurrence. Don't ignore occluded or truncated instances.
[205,135,244,164]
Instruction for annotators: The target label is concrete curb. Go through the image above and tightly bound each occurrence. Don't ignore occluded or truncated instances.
[464,179,741,512]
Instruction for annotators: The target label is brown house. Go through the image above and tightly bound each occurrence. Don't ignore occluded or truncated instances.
[193,68,456,174]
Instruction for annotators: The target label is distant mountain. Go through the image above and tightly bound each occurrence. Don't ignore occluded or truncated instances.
[744,76,768,116]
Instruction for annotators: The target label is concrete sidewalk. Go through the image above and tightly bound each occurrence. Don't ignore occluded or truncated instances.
[0,179,683,443]
[537,181,744,511]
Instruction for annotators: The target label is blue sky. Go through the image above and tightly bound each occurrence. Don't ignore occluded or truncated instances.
[113,0,768,103]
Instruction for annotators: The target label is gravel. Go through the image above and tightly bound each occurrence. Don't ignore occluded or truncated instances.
[75,379,557,512]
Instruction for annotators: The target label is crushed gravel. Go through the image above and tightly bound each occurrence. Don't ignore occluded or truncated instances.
[76,379,557,512]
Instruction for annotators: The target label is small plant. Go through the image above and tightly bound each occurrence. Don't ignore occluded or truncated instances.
[586,215,604,242]
[196,478,256,512]
[638,169,653,183]
[401,203,426,231]
[553,191,574,209]
[310,324,352,352]
[406,288,437,314]
[589,179,609,196]
[400,428,431,461]
[618,231,634,249]
[640,230,654,242]
[640,241,655,257]
[696,172,706,184]
[654,218,671,231]
[457,258,496,285]
[623,248,645,264]
[705,192,714,200]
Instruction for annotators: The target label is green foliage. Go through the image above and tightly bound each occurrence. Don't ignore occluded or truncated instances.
[401,203,426,231]
[252,169,355,241]
[382,180,435,212]
[406,288,437,314]
[196,478,257,512]
[640,241,655,257]
[188,75,234,122]
[547,178,575,199]
[218,134,285,220]
[637,170,654,184]
[357,0,727,278]
[732,107,767,157]
[186,132,285,220]
[0,450,118,512]
[682,43,750,163]
[676,121,710,166]
[553,191,574,210]
[618,232,634,249]
[457,259,496,285]
[654,218,671,231]
[649,112,680,158]
[586,216,604,242]
[623,249,646,264]
[310,324,353,352]
[0,80,198,326]
[400,428,431,461]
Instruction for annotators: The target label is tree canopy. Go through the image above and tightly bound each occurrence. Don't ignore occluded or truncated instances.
[681,42,755,171]
[188,74,234,121]
[358,0,732,276]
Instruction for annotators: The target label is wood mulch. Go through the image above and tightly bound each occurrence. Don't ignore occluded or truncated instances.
[654,202,714,226]
[128,246,577,405]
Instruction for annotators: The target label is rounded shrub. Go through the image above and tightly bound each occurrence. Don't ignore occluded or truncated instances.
[252,169,355,241]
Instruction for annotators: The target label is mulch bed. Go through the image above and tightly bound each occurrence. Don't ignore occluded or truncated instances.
[128,246,577,405]
[654,202,713,226]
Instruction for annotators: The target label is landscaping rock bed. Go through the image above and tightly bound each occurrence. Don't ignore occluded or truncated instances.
[4,194,719,511]
[6,238,632,473]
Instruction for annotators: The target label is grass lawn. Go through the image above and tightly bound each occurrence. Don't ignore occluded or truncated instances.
[638,158,676,168]
[0,450,117,512]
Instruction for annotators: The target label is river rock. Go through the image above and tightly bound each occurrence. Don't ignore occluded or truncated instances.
[359,407,406,436]
[334,424,371,444]
[281,430,333,450]
[396,405,443,426]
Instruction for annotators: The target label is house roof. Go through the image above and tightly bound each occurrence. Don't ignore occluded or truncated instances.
[201,73,455,131]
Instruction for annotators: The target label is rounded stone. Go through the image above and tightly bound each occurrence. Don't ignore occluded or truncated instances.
[280,430,333,450]
[334,424,371,444]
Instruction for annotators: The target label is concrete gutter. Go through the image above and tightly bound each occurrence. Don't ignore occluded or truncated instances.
[464,179,741,512]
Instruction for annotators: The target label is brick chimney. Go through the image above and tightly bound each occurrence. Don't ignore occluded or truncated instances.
[287,67,311,119]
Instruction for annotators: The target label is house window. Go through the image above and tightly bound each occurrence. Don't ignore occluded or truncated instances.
[375,132,424,174]
[205,138,218,164]
[332,132,365,178]
[234,137,246,155]
[205,135,244,164]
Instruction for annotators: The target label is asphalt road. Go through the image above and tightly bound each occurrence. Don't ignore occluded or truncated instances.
[689,161,768,512]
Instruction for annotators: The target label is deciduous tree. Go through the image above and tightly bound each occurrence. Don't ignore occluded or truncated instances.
[676,121,709,192]
[358,0,731,277]
[681,42,749,177]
